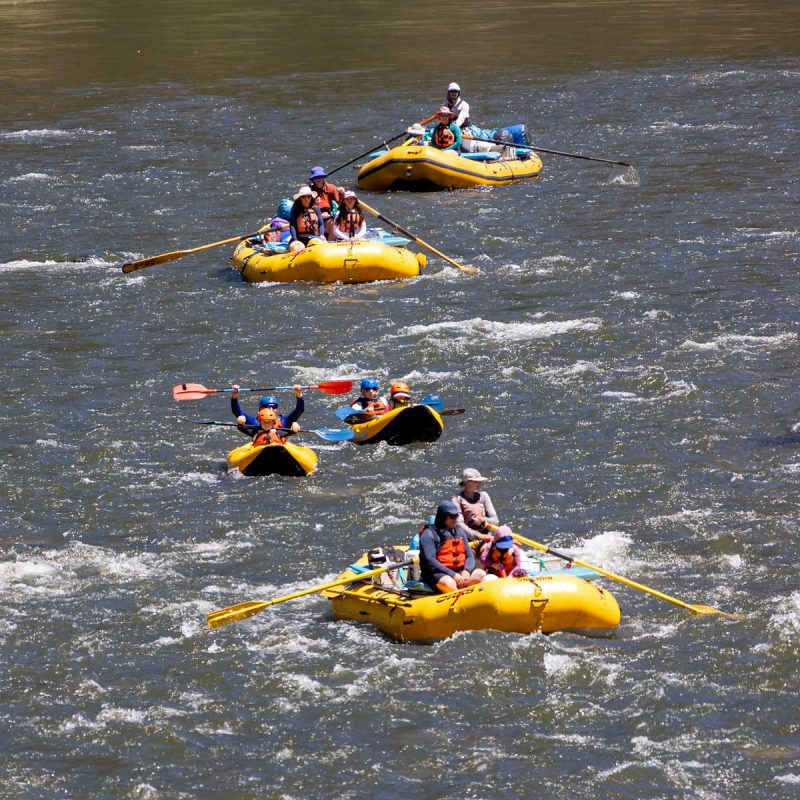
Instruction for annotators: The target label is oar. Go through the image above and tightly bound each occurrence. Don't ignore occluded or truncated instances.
[486,524,742,619]
[358,200,477,275]
[121,231,263,274]
[469,137,631,167]
[187,419,355,442]
[208,558,416,628]
[173,380,352,401]
[325,132,409,178]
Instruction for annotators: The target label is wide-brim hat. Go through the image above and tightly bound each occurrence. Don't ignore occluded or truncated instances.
[293,185,313,200]
[407,123,426,136]
[437,106,455,118]
[308,166,327,179]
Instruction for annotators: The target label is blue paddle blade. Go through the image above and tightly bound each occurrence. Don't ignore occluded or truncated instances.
[420,394,443,411]
[312,427,354,442]
[334,406,357,421]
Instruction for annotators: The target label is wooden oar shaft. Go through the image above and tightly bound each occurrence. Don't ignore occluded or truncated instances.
[121,231,262,274]
[207,559,415,628]
[358,200,477,275]
[472,137,631,167]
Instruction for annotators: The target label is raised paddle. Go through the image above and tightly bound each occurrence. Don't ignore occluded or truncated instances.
[207,558,416,628]
[121,231,263,274]
[173,380,352,401]
[486,523,742,620]
[358,200,477,275]
[187,420,355,443]
[468,137,632,168]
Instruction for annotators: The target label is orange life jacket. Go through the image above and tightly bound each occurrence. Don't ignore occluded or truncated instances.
[436,534,467,570]
[433,124,455,148]
[486,547,516,577]
[312,182,340,213]
[335,209,364,238]
[253,427,286,447]
[296,209,320,236]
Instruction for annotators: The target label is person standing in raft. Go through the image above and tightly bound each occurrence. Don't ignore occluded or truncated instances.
[419,500,487,593]
[289,186,326,248]
[430,106,462,151]
[308,165,344,239]
[350,378,390,415]
[451,467,499,543]
[332,190,367,241]
[479,526,526,580]
[230,384,304,436]
[238,406,297,446]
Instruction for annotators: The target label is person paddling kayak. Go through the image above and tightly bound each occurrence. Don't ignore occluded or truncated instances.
[230,384,304,436]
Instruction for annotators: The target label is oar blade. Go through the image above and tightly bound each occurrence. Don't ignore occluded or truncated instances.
[312,427,355,442]
[173,382,214,401]
[316,380,353,395]
[208,600,270,628]
[421,394,443,411]
[335,406,358,421]
[121,250,188,274]
[688,604,746,620]
[439,408,466,416]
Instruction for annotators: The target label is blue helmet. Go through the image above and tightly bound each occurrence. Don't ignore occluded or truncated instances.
[259,395,279,409]
[361,378,380,391]
[435,500,460,528]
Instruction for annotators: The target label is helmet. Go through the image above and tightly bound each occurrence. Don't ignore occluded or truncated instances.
[259,395,279,409]
[389,380,410,400]
[447,82,461,93]
[435,500,460,528]
[308,166,327,180]
[257,407,277,425]
[361,378,380,391]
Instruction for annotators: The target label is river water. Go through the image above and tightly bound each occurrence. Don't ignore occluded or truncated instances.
[1,1,799,798]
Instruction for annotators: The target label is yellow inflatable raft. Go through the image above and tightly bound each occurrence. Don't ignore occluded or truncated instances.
[348,404,444,446]
[357,144,543,191]
[226,441,318,477]
[232,238,426,283]
[322,547,620,641]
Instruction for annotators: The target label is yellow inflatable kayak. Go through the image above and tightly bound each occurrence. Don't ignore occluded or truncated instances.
[226,441,318,476]
[348,404,444,446]
[322,547,620,641]
[357,144,543,191]
[232,238,426,283]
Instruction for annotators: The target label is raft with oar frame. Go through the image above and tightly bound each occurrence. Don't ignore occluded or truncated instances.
[226,440,318,477]
[321,546,620,642]
[357,144,542,191]
[232,238,426,284]
[347,403,444,446]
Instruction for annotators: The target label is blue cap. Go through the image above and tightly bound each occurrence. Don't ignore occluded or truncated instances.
[435,500,460,528]
[259,395,279,409]
[309,166,327,179]
[361,378,380,390]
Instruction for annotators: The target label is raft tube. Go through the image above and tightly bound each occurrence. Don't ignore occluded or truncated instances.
[348,404,444,446]
[357,144,542,191]
[226,441,318,477]
[232,238,426,284]
[323,547,621,642]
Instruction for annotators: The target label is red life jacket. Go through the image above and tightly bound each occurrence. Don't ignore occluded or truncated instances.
[312,182,340,213]
[433,124,455,149]
[253,428,286,447]
[436,534,467,570]
[296,209,320,236]
[335,209,364,238]
[486,547,516,578]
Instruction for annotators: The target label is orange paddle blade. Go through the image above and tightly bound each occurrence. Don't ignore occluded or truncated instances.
[315,380,353,395]
[172,383,215,401]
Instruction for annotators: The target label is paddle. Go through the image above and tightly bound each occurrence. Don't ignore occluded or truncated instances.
[334,394,446,421]
[187,420,354,443]
[173,380,352,401]
[325,132,409,178]
[469,137,632,167]
[208,558,416,628]
[486,523,742,619]
[358,200,477,275]
[121,231,263,274]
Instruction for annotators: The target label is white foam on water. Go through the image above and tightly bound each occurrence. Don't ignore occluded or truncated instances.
[0,257,115,273]
[614,291,640,299]
[398,316,602,342]
[7,172,55,183]
[767,590,800,642]
[543,651,579,678]
[534,360,603,380]
[0,127,114,140]
[679,333,796,353]
[777,774,800,785]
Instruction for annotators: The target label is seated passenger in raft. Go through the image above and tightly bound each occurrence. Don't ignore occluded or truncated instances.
[250,217,291,250]
[430,106,462,151]
[230,384,304,436]
[332,191,367,241]
[479,526,526,580]
[419,81,471,131]
[451,467,499,544]
[238,406,294,446]
[419,500,487,593]
[403,123,427,146]
[289,186,326,247]
[387,380,412,411]
[308,165,345,239]
[350,378,390,416]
